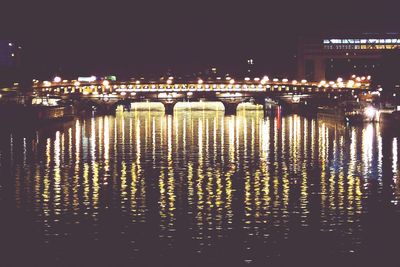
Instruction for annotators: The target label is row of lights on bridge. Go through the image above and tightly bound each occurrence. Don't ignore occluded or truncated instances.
[34,74,371,90]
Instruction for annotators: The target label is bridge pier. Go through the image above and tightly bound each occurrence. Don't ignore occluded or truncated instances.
[222,102,239,116]
[163,102,176,115]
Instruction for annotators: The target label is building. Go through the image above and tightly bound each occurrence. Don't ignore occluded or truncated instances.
[297,33,400,81]
[0,40,22,86]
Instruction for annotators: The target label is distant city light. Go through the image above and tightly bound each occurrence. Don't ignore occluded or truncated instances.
[78,76,97,82]
[53,76,62,83]
[43,81,52,87]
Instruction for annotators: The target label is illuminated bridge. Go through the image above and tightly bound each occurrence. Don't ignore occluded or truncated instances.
[33,77,373,115]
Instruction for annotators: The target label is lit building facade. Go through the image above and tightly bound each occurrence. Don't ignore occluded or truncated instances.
[297,33,400,81]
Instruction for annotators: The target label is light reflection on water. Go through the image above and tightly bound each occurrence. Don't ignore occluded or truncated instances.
[1,109,400,266]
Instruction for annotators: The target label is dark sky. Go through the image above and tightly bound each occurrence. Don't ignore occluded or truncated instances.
[1,0,398,79]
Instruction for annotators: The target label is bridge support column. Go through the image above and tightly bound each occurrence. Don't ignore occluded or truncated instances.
[222,102,239,116]
[163,102,176,115]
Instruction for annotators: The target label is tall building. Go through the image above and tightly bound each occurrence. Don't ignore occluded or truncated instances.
[297,33,400,81]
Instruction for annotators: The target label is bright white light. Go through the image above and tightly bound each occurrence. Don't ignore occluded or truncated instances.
[78,76,96,82]
[282,78,288,83]
[187,92,193,96]
[364,107,376,119]
[292,95,300,103]
[43,81,52,87]
[229,79,235,84]
[301,79,307,83]
[198,79,203,84]
[254,77,260,82]
[53,76,62,83]
[102,80,110,86]
[244,77,250,81]
[347,80,355,87]
[167,79,172,85]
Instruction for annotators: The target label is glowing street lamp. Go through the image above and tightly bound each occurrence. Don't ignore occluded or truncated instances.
[53,76,62,83]
[198,79,203,84]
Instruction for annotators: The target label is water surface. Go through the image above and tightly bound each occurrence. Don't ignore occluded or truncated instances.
[0,109,399,266]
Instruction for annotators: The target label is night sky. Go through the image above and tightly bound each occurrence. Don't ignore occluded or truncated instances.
[1,0,398,79]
